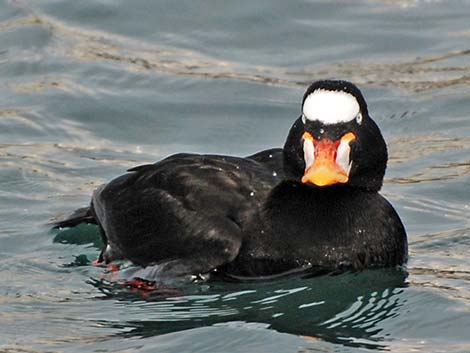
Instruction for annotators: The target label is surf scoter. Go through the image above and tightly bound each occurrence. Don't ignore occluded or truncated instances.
[55,80,407,280]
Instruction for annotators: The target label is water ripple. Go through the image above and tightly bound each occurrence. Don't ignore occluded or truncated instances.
[4,1,470,92]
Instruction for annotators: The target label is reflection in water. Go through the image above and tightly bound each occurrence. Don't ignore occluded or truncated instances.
[87,264,407,350]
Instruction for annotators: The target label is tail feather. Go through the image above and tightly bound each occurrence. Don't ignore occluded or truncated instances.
[53,206,96,229]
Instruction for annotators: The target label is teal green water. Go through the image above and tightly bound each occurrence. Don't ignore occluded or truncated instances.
[2,0,470,352]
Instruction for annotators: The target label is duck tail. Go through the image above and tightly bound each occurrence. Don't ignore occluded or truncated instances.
[52,206,96,229]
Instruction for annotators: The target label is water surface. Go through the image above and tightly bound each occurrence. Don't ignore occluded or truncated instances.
[1,0,470,352]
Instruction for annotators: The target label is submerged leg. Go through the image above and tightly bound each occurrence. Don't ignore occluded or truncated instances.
[119,256,228,283]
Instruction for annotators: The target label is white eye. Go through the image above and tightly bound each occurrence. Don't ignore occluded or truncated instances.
[301,114,307,124]
[303,138,315,169]
[336,139,352,173]
[356,113,363,125]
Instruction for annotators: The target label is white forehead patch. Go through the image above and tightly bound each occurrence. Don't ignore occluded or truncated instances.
[302,89,360,125]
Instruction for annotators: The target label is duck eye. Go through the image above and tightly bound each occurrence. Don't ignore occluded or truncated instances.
[356,113,363,125]
[301,113,307,124]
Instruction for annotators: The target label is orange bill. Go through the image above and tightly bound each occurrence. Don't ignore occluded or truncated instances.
[301,131,356,187]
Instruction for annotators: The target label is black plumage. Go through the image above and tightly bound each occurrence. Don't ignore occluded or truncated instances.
[54,80,407,279]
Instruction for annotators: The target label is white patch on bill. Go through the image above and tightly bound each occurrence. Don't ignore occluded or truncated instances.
[303,138,315,170]
[303,89,360,125]
[336,138,352,173]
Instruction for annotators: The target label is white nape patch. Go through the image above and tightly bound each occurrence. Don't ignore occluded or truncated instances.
[303,89,360,125]
[336,138,352,173]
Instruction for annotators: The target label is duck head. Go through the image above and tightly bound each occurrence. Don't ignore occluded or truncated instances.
[283,80,387,192]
